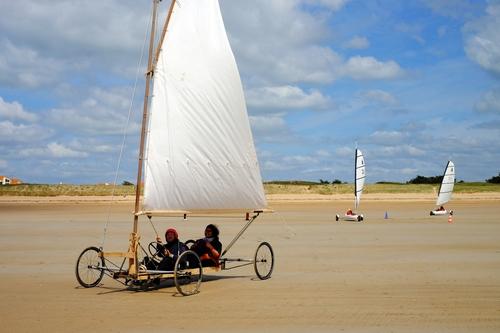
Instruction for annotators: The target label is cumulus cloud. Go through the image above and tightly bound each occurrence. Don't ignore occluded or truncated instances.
[422,0,478,19]
[246,85,332,110]
[375,145,425,157]
[222,1,344,84]
[0,39,63,88]
[464,3,500,75]
[344,36,370,49]
[0,121,52,143]
[475,88,500,113]
[335,146,352,157]
[48,87,139,135]
[305,0,350,11]
[0,97,37,122]
[361,90,397,105]
[19,142,88,158]
[343,56,405,80]
[249,114,293,143]
[369,130,408,145]
[0,1,150,81]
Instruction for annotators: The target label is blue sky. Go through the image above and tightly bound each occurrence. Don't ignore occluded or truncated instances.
[0,0,499,184]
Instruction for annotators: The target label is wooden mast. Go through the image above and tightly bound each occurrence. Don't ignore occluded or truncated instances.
[129,0,176,276]
[133,0,159,234]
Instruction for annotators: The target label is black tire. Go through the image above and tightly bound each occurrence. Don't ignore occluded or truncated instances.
[254,242,274,280]
[357,215,362,222]
[335,214,339,221]
[174,250,202,296]
[430,211,434,216]
[76,246,105,288]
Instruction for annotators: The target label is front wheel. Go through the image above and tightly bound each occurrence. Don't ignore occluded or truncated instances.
[76,246,105,288]
[254,242,274,280]
[174,250,203,296]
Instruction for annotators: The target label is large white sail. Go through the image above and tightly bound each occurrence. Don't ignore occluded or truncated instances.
[354,149,365,209]
[436,161,455,206]
[143,0,266,212]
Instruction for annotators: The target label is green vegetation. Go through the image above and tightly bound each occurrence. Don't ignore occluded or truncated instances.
[0,184,136,196]
[486,173,500,184]
[407,175,443,184]
[0,182,499,197]
[264,182,500,195]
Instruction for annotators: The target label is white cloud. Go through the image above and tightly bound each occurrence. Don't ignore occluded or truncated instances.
[246,85,332,110]
[0,97,37,122]
[283,155,318,164]
[343,56,405,80]
[0,40,63,88]
[222,1,343,84]
[362,90,397,105]
[19,142,88,158]
[0,1,150,80]
[401,167,418,175]
[369,130,408,145]
[315,149,331,157]
[249,114,294,143]
[464,3,500,75]
[375,145,426,157]
[48,87,139,135]
[475,88,500,113]
[306,0,350,11]
[344,36,370,49]
[422,0,478,19]
[262,160,289,171]
[0,121,52,143]
[335,146,352,157]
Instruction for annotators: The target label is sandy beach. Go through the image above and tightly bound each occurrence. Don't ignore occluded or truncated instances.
[1,196,499,332]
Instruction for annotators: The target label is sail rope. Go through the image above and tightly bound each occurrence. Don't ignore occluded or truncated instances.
[100,4,154,249]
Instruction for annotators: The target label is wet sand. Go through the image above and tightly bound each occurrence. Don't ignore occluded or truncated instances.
[0,198,499,332]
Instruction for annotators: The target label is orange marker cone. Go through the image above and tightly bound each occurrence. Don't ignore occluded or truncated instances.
[448,214,453,224]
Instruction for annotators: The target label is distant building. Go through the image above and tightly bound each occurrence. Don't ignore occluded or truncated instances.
[0,176,22,185]
[0,176,10,185]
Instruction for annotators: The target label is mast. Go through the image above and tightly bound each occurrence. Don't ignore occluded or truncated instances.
[133,0,160,233]
[133,0,177,232]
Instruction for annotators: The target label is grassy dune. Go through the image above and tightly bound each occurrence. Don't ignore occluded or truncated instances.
[0,184,135,196]
[0,182,499,196]
[265,182,500,195]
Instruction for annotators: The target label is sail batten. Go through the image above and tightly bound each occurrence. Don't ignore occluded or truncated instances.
[436,161,455,206]
[143,0,266,212]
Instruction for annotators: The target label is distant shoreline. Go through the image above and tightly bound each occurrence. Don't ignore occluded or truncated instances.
[0,192,499,204]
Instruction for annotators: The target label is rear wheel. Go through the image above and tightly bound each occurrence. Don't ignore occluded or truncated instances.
[174,250,202,296]
[254,242,274,280]
[76,246,105,288]
[335,214,340,221]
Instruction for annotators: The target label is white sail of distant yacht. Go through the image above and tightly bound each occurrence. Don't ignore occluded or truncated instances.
[143,0,267,213]
[336,148,365,222]
[430,160,455,216]
[436,161,455,206]
[354,148,366,210]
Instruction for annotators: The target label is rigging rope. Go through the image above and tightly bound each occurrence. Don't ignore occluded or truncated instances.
[100,3,154,249]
